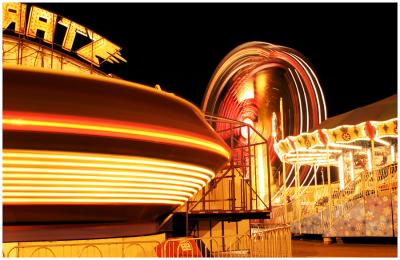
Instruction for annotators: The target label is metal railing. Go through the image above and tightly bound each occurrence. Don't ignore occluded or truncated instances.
[187,115,271,214]
[269,162,398,233]
[3,240,162,257]
[161,225,291,257]
[3,225,292,257]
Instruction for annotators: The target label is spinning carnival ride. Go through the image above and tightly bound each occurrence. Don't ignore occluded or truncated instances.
[202,41,327,199]
[2,3,231,242]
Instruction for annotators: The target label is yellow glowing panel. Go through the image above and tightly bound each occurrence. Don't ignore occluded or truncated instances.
[3,149,216,205]
[329,143,362,150]
[237,80,255,103]
[338,155,344,190]
[240,118,254,139]
[349,151,355,181]
[76,32,127,67]
[58,17,88,51]
[3,112,230,160]
[373,138,390,146]
[272,112,277,138]
[367,148,372,172]
[256,144,265,204]
[26,6,57,44]
[2,3,27,34]
[276,118,398,162]
[286,153,328,158]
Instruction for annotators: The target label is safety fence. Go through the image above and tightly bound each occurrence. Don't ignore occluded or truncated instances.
[268,163,398,235]
[3,240,162,258]
[160,225,291,257]
[3,225,292,257]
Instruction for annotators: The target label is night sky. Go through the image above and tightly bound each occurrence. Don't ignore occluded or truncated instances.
[35,2,397,118]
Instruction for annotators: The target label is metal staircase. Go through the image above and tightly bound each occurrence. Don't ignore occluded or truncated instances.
[172,115,272,237]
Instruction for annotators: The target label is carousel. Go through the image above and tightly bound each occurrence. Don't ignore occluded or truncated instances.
[272,95,398,237]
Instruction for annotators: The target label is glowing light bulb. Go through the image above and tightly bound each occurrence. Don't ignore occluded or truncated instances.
[241,118,254,139]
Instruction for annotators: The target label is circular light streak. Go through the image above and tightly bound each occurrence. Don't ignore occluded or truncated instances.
[202,41,326,144]
[3,149,217,205]
[202,41,327,197]
[3,111,230,160]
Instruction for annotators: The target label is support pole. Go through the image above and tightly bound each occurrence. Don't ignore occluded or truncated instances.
[313,165,317,202]
[280,97,287,223]
[361,166,366,197]
[247,125,252,209]
[230,123,235,211]
[295,162,301,234]
[266,142,272,211]
[186,201,189,236]
[280,98,285,139]
[282,157,288,223]
[326,146,333,230]
[371,139,378,196]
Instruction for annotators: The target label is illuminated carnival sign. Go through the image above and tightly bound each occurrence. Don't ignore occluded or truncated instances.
[2,3,127,67]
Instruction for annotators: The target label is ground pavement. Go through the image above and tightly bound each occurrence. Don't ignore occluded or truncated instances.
[292,238,397,257]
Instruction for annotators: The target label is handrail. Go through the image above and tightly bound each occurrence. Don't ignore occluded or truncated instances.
[205,114,270,143]
[270,162,398,226]
[188,167,231,212]
[185,114,271,214]
[4,240,162,257]
[160,225,291,257]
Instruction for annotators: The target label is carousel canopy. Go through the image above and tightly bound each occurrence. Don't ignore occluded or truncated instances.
[275,94,398,166]
[318,94,397,130]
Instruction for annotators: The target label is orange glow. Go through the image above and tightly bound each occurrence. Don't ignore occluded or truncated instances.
[237,80,254,103]
[5,173,203,190]
[3,111,230,159]
[26,6,57,44]
[348,151,355,181]
[329,143,362,150]
[241,118,254,139]
[285,153,329,158]
[4,168,207,187]
[4,179,198,193]
[3,149,216,205]
[2,3,27,34]
[6,198,183,205]
[276,118,398,163]
[58,17,88,51]
[76,32,126,67]
[390,145,396,162]
[6,192,188,201]
[272,112,277,138]
[6,160,213,181]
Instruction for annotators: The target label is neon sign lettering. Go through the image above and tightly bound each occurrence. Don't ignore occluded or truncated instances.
[2,3,127,67]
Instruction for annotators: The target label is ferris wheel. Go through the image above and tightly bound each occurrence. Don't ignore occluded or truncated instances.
[202,41,327,200]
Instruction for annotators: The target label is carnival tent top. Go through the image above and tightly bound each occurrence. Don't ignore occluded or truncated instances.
[275,95,398,166]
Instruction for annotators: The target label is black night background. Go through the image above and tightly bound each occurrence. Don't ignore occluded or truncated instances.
[36,2,397,118]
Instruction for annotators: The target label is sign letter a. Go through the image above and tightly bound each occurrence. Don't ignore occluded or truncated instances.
[2,3,27,34]
[26,6,57,44]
